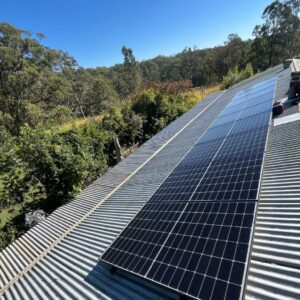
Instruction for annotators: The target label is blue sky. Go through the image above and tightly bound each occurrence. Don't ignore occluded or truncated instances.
[1,0,271,67]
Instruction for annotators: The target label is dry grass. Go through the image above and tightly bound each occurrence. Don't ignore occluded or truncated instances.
[191,84,221,100]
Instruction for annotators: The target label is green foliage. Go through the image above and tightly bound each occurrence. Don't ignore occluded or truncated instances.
[121,103,143,145]
[132,88,198,139]
[222,67,240,89]
[0,222,18,249]
[121,46,142,95]
[222,63,254,89]
[0,127,45,211]
[109,47,142,97]
[241,63,254,80]
[24,103,45,127]
[0,120,112,223]
[251,0,300,70]
[0,23,76,133]
[0,128,16,174]
[0,112,15,134]
[46,106,73,127]
[17,127,90,209]
[88,77,119,114]
[24,103,73,128]
[100,104,143,147]
[77,122,111,181]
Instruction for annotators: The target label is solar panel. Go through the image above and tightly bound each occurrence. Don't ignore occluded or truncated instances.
[100,77,276,300]
[102,201,256,299]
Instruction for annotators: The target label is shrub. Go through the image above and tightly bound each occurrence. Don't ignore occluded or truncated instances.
[222,63,254,89]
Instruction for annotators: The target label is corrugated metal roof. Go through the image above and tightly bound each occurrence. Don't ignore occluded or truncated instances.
[245,67,300,299]
[0,63,297,300]
[246,119,300,299]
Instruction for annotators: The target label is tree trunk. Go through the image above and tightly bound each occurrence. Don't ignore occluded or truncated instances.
[114,137,123,162]
[75,95,86,119]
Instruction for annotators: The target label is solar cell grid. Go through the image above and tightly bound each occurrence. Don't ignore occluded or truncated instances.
[209,111,240,128]
[215,128,268,160]
[102,201,256,299]
[226,92,247,107]
[197,122,234,144]
[230,111,270,135]
[238,101,271,119]
[150,126,269,204]
[100,77,276,300]
[227,80,274,108]
[243,93,274,108]
[218,101,245,117]
[150,139,224,202]
[175,139,224,167]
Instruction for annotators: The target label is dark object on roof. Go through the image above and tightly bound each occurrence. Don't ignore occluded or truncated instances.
[273,100,284,115]
[291,96,300,105]
[289,59,300,98]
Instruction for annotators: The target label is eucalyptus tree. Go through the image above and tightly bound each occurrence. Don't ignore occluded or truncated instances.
[0,23,76,133]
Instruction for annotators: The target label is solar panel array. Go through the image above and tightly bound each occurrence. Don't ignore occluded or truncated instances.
[100,78,276,300]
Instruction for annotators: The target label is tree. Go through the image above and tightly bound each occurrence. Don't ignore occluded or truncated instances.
[139,60,160,81]
[223,34,246,71]
[116,46,142,97]
[251,0,300,70]
[222,63,254,89]
[283,0,300,57]
[121,107,143,145]
[180,47,198,81]
[17,127,91,210]
[241,63,254,80]
[63,68,92,118]
[0,23,76,133]
[87,76,118,115]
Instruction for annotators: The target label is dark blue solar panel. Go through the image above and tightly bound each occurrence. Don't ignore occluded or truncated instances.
[100,77,276,300]
[210,111,240,127]
[197,123,233,144]
[230,111,270,135]
[102,201,256,299]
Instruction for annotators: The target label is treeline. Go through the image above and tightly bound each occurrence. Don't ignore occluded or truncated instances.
[0,0,300,248]
[138,0,300,86]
